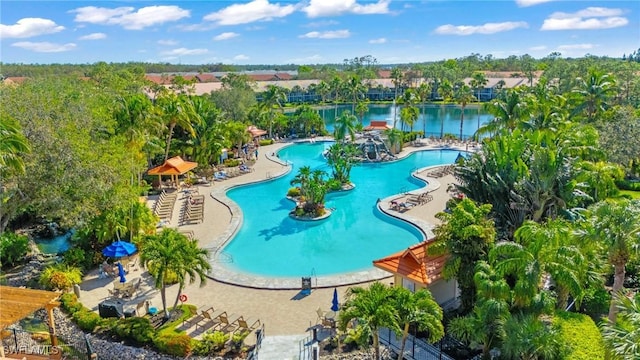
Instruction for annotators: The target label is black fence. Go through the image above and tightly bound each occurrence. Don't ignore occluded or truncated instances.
[378,327,454,360]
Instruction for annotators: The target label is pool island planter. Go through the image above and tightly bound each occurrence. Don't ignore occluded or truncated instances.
[289,207,332,221]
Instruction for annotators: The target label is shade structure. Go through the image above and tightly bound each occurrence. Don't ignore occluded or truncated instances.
[117,262,126,283]
[147,156,198,188]
[247,125,267,138]
[455,152,465,164]
[331,288,340,312]
[102,240,137,258]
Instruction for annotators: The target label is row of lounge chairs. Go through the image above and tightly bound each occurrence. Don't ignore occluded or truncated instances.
[212,164,254,181]
[181,194,204,225]
[183,307,261,337]
[388,191,434,212]
[425,165,455,178]
[154,190,178,220]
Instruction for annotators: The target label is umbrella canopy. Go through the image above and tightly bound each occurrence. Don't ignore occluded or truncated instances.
[102,240,137,258]
[117,262,126,283]
[331,288,340,312]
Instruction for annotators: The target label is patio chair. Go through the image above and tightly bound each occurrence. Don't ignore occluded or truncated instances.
[217,312,239,334]
[316,308,336,329]
[196,309,222,331]
[236,316,261,332]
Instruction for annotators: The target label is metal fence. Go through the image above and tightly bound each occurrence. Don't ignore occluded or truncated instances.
[247,324,265,360]
[378,327,454,360]
[1,328,96,359]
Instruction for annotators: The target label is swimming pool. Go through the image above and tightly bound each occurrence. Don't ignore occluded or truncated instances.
[223,142,460,278]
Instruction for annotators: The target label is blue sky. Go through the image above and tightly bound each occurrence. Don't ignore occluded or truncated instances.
[1,0,638,65]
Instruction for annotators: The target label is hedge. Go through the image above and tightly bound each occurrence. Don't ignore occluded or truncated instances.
[554,311,605,360]
[153,333,193,357]
[616,179,640,191]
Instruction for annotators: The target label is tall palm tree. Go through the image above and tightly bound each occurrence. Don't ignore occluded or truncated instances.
[141,228,210,319]
[454,84,476,140]
[338,282,398,360]
[329,75,343,119]
[391,287,444,360]
[398,88,419,132]
[476,89,526,138]
[345,75,366,115]
[391,68,404,128]
[316,80,331,120]
[156,92,197,161]
[469,72,488,134]
[191,96,227,166]
[333,110,358,142]
[600,292,640,359]
[261,85,288,139]
[415,82,432,136]
[581,199,640,322]
[383,128,404,155]
[571,69,616,122]
[438,80,454,138]
[355,100,369,124]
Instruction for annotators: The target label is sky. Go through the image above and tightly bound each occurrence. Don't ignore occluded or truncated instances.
[1,0,638,65]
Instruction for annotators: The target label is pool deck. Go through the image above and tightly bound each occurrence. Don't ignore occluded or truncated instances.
[77,137,469,336]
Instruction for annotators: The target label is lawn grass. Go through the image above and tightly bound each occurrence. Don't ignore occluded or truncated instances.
[156,304,197,336]
[620,190,640,199]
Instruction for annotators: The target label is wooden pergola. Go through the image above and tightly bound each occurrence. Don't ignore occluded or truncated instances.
[0,286,61,359]
[147,156,198,188]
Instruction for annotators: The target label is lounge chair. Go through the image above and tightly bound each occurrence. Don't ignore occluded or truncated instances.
[196,309,221,331]
[216,312,239,333]
[236,316,261,332]
[239,164,253,173]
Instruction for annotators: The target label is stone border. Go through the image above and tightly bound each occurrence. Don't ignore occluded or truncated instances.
[205,141,462,289]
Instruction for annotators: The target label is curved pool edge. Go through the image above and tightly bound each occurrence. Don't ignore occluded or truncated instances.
[205,142,462,290]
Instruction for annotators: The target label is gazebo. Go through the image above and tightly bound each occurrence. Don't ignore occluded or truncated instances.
[0,286,61,359]
[147,156,198,188]
[246,125,267,138]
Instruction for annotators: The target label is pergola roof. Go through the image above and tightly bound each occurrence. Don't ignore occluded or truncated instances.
[147,156,198,176]
[373,241,448,286]
[0,286,61,330]
[247,125,267,138]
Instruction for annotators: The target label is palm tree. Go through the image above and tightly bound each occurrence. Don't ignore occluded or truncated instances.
[391,68,404,128]
[490,219,585,310]
[391,287,444,360]
[333,110,358,142]
[581,199,640,322]
[0,115,30,177]
[355,100,369,124]
[571,69,616,122]
[261,85,288,139]
[156,92,197,161]
[329,75,343,119]
[398,88,419,133]
[469,72,488,135]
[415,82,432,136]
[338,282,398,360]
[345,75,366,115]
[500,314,567,360]
[141,228,210,319]
[476,89,526,138]
[454,84,476,140]
[438,80,454,138]
[383,128,404,155]
[431,198,496,312]
[316,80,331,120]
[600,292,640,359]
[190,96,227,166]
[325,143,359,185]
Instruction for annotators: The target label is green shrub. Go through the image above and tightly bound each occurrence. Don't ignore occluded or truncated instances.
[63,248,91,270]
[39,263,82,291]
[113,317,155,345]
[259,139,274,146]
[287,187,301,197]
[72,309,102,332]
[194,330,229,355]
[581,287,611,321]
[554,311,605,360]
[154,333,193,357]
[0,232,29,268]
[223,158,241,167]
[616,179,640,191]
[60,293,83,314]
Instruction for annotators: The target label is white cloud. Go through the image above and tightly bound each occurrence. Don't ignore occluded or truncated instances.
[435,21,528,35]
[203,0,295,25]
[304,20,339,28]
[0,18,64,39]
[70,5,189,30]
[79,32,106,40]
[157,39,178,46]
[369,37,387,44]
[541,7,628,30]
[557,43,595,50]
[529,45,547,51]
[162,48,208,56]
[303,0,390,17]
[299,30,350,39]
[11,41,76,52]
[234,54,249,61]
[213,32,239,41]
[515,0,553,7]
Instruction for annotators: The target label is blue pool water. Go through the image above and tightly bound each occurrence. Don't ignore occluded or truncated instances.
[223,142,460,277]
[35,231,72,254]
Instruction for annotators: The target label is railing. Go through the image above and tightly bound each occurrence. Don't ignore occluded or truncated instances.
[378,327,454,360]
[247,324,265,360]
[1,328,96,359]
[297,332,314,360]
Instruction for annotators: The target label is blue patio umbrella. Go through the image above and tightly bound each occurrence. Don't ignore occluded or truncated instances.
[331,288,340,312]
[117,262,126,283]
[102,240,137,258]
